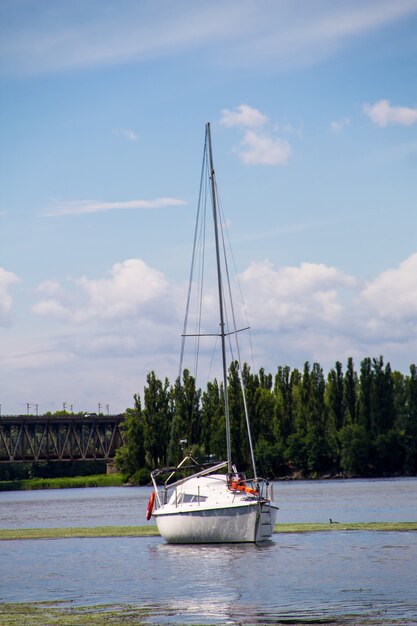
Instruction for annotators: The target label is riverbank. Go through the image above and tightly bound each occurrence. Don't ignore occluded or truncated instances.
[1,521,416,541]
[1,470,415,492]
[0,474,124,491]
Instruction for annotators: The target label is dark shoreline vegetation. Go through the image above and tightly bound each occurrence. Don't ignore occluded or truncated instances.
[0,469,412,492]
[1,356,416,488]
[0,474,124,492]
[0,460,124,490]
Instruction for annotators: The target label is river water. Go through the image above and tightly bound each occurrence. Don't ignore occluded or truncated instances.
[1,477,417,624]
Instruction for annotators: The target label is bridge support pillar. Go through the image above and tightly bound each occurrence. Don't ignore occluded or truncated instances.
[106,462,117,475]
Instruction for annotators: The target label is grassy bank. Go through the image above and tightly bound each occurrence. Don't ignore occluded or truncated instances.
[0,474,124,491]
[0,525,159,540]
[274,521,417,533]
[0,602,384,626]
[1,521,416,541]
[0,602,152,626]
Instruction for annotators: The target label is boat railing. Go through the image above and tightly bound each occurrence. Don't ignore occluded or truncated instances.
[226,476,274,502]
[151,461,275,510]
[259,478,274,502]
[151,460,228,508]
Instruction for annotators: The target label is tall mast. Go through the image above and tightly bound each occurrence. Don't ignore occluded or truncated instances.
[206,122,232,473]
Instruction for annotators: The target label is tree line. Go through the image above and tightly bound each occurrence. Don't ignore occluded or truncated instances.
[115,356,417,483]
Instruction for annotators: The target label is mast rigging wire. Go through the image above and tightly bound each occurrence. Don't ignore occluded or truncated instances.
[175,123,257,476]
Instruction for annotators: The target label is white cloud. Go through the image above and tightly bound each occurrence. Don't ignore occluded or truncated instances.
[32,299,70,319]
[0,2,246,75]
[238,0,417,70]
[240,260,356,330]
[74,259,169,321]
[331,117,351,132]
[113,128,138,141]
[277,120,304,138]
[3,342,75,372]
[2,1,417,76]
[359,253,417,321]
[36,280,62,295]
[237,256,417,376]
[6,252,417,414]
[44,197,186,217]
[363,99,417,127]
[0,267,20,324]
[32,259,175,324]
[237,130,291,166]
[219,105,267,128]
[219,104,292,166]
[80,334,139,357]
[21,255,417,353]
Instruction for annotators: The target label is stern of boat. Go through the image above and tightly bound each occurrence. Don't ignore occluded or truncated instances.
[256,500,278,542]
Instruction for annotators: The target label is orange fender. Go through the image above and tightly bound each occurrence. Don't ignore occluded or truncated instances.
[146,492,155,520]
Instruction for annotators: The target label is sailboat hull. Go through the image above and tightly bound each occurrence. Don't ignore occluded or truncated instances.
[154,501,278,544]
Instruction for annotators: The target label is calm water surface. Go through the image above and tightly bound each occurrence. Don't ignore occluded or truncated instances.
[1,478,416,624]
[1,477,416,529]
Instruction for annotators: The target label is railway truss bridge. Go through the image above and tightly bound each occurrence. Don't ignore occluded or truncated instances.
[0,415,125,463]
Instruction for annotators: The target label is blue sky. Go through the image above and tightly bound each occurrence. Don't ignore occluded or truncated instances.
[1,0,417,415]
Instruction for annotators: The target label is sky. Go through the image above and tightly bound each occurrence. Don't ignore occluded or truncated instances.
[1,0,417,416]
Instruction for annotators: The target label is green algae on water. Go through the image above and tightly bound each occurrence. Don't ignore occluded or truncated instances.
[0,521,416,541]
[0,602,150,626]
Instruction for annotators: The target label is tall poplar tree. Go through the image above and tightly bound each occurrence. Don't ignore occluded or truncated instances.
[404,364,417,473]
[344,357,357,425]
[114,394,146,480]
[201,379,224,461]
[371,356,394,435]
[168,369,201,465]
[227,361,247,467]
[142,371,172,467]
[358,357,372,433]
[274,365,294,445]
[327,361,345,431]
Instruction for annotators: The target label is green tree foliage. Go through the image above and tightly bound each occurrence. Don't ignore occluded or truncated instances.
[373,430,405,474]
[255,438,285,478]
[227,361,247,467]
[371,356,394,436]
[403,364,417,473]
[327,361,345,431]
[254,387,276,444]
[116,358,417,481]
[309,363,327,430]
[201,379,224,461]
[338,424,371,475]
[274,365,294,445]
[344,357,357,424]
[305,425,335,473]
[358,357,372,432]
[285,432,308,472]
[142,371,172,467]
[168,369,201,465]
[114,394,145,481]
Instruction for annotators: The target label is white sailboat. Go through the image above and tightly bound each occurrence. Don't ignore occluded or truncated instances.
[147,122,278,543]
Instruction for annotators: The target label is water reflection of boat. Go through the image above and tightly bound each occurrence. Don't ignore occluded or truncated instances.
[148,123,278,543]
